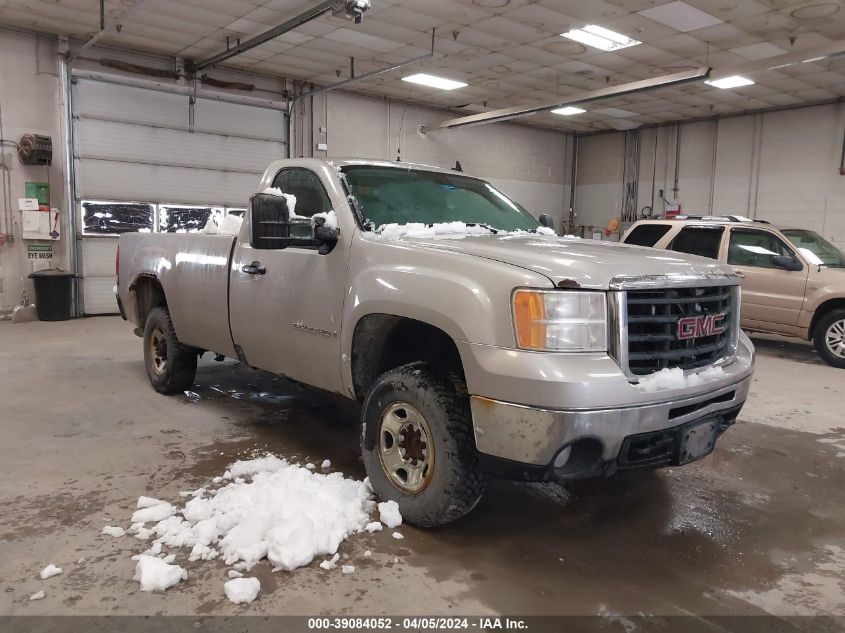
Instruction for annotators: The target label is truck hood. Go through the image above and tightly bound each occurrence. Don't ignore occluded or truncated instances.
[400,234,734,289]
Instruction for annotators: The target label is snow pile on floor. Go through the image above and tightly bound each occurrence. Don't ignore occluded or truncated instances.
[224,577,260,604]
[131,501,175,524]
[378,501,402,528]
[29,590,46,601]
[101,526,125,538]
[373,221,560,241]
[39,564,62,580]
[634,365,726,393]
[121,454,379,590]
[200,214,243,236]
[133,555,188,592]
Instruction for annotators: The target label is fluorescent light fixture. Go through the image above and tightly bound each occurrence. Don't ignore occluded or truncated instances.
[402,73,467,90]
[705,75,754,89]
[561,25,640,52]
[551,106,586,116]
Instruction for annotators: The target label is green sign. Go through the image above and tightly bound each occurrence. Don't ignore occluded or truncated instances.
[25,182,50,206]
[27,243,53,260]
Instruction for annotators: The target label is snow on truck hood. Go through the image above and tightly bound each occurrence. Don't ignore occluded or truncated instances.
[390,233,736,289]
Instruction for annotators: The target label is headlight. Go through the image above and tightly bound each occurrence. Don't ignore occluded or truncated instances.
[512,289,607,351]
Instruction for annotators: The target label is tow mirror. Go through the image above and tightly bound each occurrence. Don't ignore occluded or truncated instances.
[249,193,289,249]
[773,254,802,271]
[539,213,555,231]
[248,193,338,253]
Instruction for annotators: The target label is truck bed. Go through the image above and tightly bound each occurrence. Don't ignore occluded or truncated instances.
[118,232,238,358]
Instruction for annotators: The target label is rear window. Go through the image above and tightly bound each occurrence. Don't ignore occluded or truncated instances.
[623,224,672,247]
[668,226,724,260]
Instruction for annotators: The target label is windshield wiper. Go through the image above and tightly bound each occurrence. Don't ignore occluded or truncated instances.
[467,223,500,234]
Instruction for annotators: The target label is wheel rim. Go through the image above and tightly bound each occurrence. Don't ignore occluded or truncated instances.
[148,327,168,376]
[825,318,845,359]
[377,402,435,494]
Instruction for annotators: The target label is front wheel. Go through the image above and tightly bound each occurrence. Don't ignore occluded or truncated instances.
[814,309,845,369]
[143,306,198,393]
[361,363,486,527]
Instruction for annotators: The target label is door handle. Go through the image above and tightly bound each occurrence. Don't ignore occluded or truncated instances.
[241,261,266,275]
[734,269,747,279]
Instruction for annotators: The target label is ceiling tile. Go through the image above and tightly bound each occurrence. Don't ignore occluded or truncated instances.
[592,107,639,117]
[639,1,723,32]
[651,32,710,57]
[731,42,788,60]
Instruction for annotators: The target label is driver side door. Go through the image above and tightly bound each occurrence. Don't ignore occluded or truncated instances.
[228,167,347,394]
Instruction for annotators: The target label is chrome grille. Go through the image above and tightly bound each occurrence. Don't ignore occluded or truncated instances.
[619,285,738,376]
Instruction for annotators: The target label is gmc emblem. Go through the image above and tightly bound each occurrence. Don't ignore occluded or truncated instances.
[677,313,727,340]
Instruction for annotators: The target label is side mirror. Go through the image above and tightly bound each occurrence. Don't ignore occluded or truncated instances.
[248,193,338,253]
[539,213,555,231]
[773,254,802,271]
[249,193,289,249]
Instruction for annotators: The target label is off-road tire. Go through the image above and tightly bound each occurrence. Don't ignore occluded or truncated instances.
[143,306,198,394]
[361,362,486,527]
[813,308,845,369]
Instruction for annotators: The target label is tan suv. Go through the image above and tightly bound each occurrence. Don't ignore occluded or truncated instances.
[621,216,845,368]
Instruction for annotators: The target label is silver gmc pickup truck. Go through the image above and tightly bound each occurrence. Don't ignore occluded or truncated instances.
[116,158,755,526]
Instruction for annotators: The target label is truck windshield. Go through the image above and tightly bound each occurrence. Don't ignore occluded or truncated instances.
[341,165,542,232]
[782,229,845,267]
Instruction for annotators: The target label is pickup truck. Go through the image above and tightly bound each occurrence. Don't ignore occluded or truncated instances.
[117,158,755,527]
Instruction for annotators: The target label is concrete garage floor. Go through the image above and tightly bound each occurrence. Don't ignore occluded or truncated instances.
[1,317,844,623]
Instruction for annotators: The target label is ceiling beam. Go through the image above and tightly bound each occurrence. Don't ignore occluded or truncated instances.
[709,40,845,81]
[432,67,710,130]
[187,0,363,74]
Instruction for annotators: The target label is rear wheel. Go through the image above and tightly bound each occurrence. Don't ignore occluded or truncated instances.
[813,309,845,369]
[361,363,486,527]
[143,306,198,393]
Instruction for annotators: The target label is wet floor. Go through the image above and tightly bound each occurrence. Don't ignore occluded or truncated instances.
[1,318,844,624]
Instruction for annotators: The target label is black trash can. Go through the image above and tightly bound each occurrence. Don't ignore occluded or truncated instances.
[29,269,75,321]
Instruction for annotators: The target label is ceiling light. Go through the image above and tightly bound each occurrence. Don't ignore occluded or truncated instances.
[561,25,640,52]
[552,106,586,116]
[402,73,467,90]
[705,75,754,89]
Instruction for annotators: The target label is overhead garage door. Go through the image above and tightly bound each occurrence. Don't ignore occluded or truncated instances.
[72,78,286,314]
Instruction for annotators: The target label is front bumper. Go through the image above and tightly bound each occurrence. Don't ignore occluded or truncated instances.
[462,332,754,480]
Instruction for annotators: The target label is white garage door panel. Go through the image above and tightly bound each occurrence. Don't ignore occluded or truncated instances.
[194,98,284,139]
[75,80,188,128]
[74,78,287,314]
[77,159,262,207]
[76,119,283,174]
[81,237,118,315]
[83,278,119,315]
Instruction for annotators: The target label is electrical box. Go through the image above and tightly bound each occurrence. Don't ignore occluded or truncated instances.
[19,199,60,240]
[18,133,53,166]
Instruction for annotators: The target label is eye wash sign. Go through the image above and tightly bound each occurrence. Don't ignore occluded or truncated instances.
[27,243,53,261]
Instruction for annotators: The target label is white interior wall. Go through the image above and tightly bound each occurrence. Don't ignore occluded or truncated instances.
[300,91,571,224]
[574,102,845,246]
[0,28,70,314]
